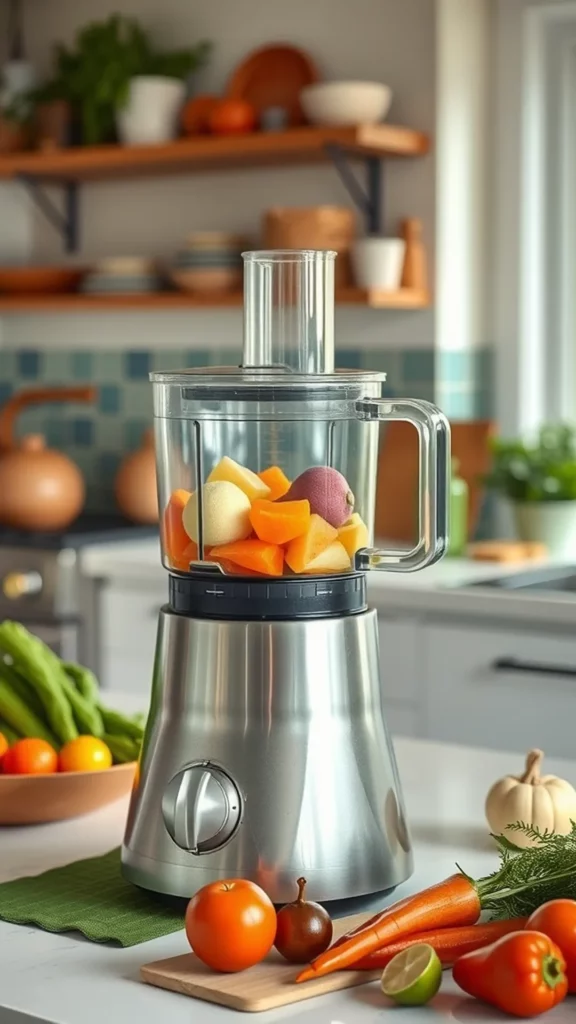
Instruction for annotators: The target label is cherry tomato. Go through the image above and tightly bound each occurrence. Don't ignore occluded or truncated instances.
[186,878,276,972]
[3,738,57,775]
[181,94,219,135]
[59,736,112,772]
[208,99,257,136]
[0,731,9,761]
[527,900,576,992]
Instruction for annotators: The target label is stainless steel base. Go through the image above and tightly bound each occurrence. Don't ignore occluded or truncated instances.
[121,607,413,903]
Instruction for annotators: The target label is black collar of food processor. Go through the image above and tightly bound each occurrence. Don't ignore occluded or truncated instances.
[168,570,367,621]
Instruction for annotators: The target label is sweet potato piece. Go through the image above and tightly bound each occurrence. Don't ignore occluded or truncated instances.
[250,498,310,545]
[209,538,284,577]
[258,465,291,501]
[163,489,191,567]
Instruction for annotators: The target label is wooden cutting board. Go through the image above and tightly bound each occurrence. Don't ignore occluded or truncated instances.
[141,911,379,1013]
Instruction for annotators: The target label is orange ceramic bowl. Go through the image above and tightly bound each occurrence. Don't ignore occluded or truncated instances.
[0,762,136,825]
[0,267,85,295]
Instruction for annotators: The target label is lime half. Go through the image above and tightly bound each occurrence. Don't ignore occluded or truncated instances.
[381,943,442,1006]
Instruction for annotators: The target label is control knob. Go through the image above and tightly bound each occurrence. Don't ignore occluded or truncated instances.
[162,761,242,855]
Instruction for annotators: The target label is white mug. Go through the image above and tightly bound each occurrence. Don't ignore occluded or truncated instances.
[351,237,406,290]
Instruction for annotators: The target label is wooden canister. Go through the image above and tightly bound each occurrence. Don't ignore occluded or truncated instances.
[263,206,356,288]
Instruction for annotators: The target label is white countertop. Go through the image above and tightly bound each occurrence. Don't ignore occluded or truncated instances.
[81,538,576,627]
[1,735,575,1024]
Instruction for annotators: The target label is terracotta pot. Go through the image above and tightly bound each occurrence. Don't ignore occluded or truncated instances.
[35,100,72,150]
[263,206,356,288]
[0,386,96,532]
[115,428,158,524]
[0,115,28,154]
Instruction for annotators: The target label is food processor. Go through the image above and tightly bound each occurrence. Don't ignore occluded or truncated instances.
[122,250,450,904]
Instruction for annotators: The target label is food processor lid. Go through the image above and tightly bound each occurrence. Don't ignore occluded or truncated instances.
[150,249,387,394]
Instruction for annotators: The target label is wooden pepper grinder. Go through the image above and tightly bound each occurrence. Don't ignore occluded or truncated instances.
[401,218,428,292]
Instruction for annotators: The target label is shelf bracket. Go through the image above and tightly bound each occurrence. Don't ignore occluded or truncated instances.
[324,144,383,235]
[17,175,79,253]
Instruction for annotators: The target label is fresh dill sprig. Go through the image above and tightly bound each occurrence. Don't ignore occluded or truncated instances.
[469,820,576,919]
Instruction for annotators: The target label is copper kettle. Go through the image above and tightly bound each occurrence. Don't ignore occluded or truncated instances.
[0,386,96,532]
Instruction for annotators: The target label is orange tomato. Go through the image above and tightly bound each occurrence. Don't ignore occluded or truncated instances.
[186,878,276,972]
[0,731,9,761]
[527,900,576,992]
[181,94,220,134]
[59,736,112,772]
[208,99,257,135]
[2,738,57,775]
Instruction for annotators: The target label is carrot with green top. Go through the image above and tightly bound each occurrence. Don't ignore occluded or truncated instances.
[296,822,576,983]
[352,918,527,970]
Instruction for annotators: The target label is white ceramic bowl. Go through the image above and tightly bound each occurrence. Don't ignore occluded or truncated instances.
[300,81,392,127]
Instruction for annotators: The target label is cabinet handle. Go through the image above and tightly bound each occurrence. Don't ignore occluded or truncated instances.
[493,657,576,679]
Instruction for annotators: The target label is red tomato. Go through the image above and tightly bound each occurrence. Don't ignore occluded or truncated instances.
[0,732,9,761]
[181,94,219,135]
[208,99,257,135]
[2,738,58,775]
[527,900,576,992]
[186,878,276,972]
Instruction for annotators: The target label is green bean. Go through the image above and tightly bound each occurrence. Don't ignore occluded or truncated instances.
[0,677,59,747]
[0,717,20,745]
[0,659,45,720]
[0,621,77,744]
[103,733,140,764]
[63,662,100,705]
[58,674,104,736]
[99,706,144,741]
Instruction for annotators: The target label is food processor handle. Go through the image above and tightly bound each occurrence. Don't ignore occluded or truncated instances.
[354,398,451,572]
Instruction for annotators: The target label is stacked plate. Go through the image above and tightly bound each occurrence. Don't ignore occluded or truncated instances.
[170,232,245,294]
[81,257,163,295]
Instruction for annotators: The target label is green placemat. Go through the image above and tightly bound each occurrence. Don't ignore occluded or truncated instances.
[0,848,185,946]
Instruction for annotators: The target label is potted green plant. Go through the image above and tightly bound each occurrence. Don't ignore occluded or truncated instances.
[35,16,210,147]
[485,423,576,557]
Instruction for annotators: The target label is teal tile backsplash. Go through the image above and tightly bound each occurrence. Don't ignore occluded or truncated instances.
[0,346,493,511]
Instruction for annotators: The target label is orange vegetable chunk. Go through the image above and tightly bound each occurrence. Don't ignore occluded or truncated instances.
[210,538,284,577]
[284,514,337,574]
[163,489,192,567]
[250,498,310,545]
[258,465,291,501]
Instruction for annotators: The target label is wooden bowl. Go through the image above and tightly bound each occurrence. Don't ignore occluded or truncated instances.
[170,266,242,294]
[0,267,85,295]
[0,763,136,825]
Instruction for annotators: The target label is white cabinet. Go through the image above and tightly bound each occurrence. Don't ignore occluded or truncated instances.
[377,614,422,738]
[99,579,167,694]
[423,623,576,758]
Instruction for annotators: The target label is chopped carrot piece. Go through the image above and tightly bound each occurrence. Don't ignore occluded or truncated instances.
[284,514,338,574]
[258,465,291,501]
[210,538,284,577]
[250,498,310,545]
[163,489,191,568]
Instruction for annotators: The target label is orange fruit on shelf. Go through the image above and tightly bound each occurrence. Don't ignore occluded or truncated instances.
[208,98,257,135]
[181,94,220,135]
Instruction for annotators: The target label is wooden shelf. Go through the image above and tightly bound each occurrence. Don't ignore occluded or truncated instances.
[0,288,430,313]
[0,124,429,182]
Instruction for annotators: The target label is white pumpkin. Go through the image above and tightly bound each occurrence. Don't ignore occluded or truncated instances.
[485,748,576,849]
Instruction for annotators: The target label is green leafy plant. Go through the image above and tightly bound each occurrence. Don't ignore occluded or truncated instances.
[485,423,576,503]
[34,15,211,145]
